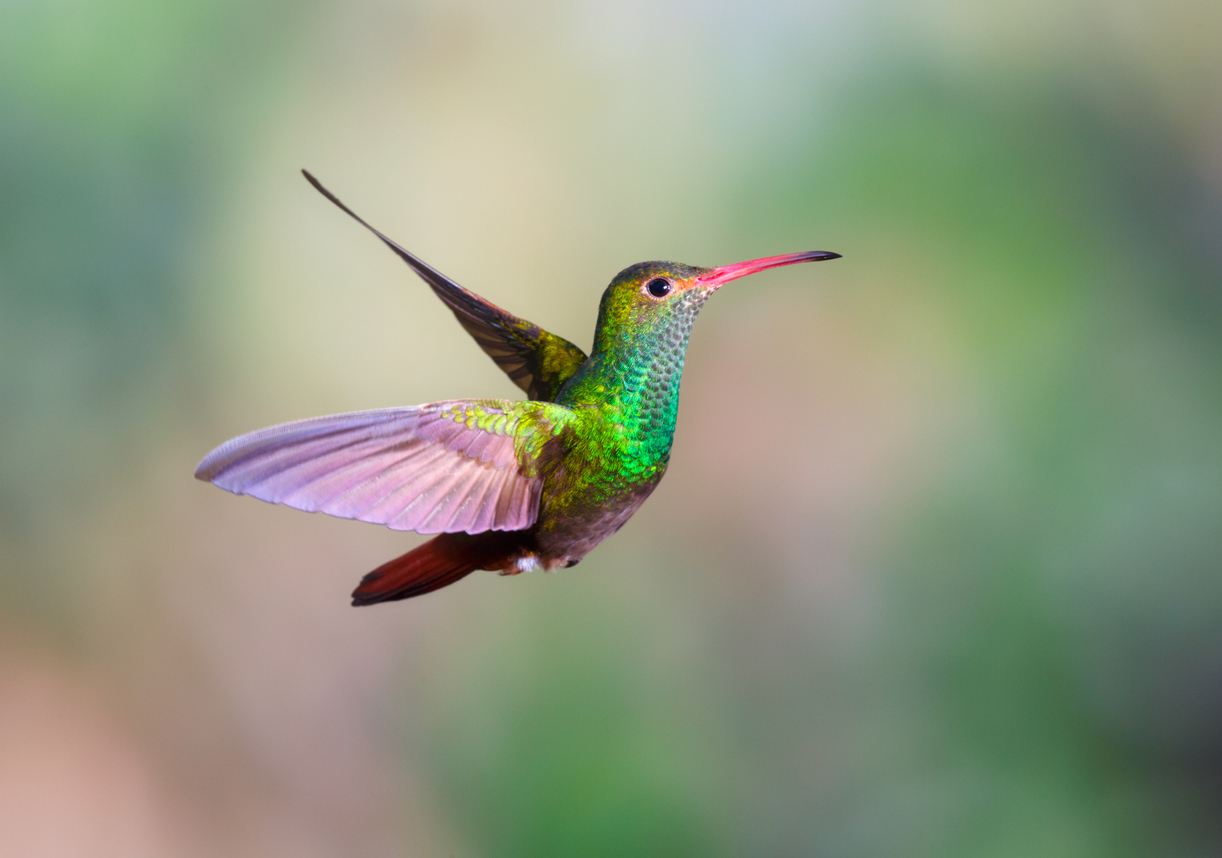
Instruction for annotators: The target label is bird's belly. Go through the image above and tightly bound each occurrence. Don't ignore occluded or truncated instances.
[533,473,664,567]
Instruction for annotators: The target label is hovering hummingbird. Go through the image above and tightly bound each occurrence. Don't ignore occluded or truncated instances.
[195,171,840,605]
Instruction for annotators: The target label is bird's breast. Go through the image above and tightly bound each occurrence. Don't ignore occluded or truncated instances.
[533,465,666,564]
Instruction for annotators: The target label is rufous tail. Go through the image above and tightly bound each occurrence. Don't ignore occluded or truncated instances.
[351,532,523,606]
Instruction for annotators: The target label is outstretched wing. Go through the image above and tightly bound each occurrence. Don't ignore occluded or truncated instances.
[195,399,571,535]
[303,171,588,402]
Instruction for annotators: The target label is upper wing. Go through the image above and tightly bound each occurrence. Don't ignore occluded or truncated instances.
[303,171,588,401]
[195,399,572,535]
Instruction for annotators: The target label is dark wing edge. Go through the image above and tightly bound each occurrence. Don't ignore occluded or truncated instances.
[302,170,588,401]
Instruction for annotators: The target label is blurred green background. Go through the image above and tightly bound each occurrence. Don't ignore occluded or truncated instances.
[3,0,1222,855]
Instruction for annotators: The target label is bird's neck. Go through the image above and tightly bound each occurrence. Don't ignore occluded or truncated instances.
[558,325,695,468]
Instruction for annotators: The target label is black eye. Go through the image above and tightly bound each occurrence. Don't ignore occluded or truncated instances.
[646,278,672,298]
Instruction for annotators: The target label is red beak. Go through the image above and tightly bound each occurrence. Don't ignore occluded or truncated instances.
[697,250,841,289]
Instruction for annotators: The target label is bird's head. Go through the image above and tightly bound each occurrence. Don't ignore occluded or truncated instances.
[591,251,840,354]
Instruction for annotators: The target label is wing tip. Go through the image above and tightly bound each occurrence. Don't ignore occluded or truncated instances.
[301,168,329,199]
[193,453,220,482]
[195,440,242,484]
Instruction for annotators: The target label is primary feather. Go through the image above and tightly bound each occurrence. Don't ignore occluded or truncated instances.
[195,400,568,534]
[301,170,588,401]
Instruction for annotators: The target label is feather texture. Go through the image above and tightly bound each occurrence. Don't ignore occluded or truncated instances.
[194,400,567,534]
[302,171,588,401]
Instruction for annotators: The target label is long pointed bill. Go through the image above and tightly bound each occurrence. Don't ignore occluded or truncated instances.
[696,250,841,290]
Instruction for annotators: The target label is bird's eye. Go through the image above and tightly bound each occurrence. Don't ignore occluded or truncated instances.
[646,278,672,298]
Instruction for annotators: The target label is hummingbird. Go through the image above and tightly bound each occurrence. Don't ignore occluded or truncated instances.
[195,171,840,605]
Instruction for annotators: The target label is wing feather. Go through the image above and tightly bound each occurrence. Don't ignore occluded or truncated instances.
[303,171,588,401]
[195,400,567,534]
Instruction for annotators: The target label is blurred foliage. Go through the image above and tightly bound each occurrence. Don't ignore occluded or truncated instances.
[0,0,307,618]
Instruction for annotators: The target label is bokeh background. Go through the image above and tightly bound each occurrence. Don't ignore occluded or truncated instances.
[3,0,1222,855]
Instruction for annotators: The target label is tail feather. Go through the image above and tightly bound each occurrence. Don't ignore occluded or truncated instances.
[351,532,522,606]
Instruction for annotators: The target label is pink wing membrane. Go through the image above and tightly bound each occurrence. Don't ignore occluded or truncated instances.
[194,403,543,534]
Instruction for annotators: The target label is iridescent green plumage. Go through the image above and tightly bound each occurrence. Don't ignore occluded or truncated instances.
[194,174,839,603]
